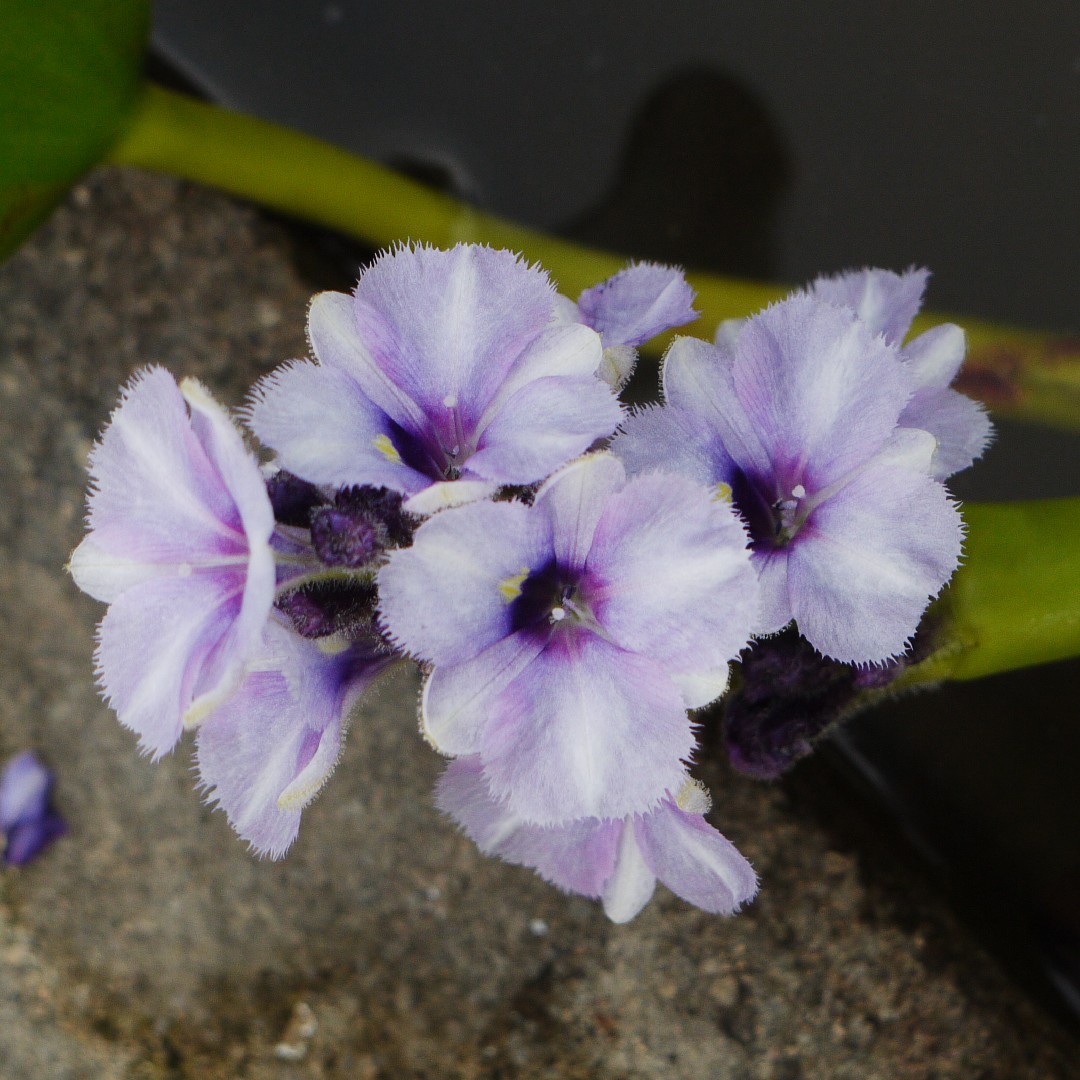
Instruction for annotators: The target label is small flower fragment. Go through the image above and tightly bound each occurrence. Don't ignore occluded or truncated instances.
[616,295,963,663]
[379,452,758,824]
[809,267,992,480]
[437,758,757,923]
[558,262,698,389]
[249,244,624,516]
[68,368,276,756]
[1,752,66,866]
[196,621,394,858]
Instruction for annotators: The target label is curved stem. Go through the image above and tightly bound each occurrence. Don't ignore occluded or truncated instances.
[888,498,1080,689]
[105,84,1080,430]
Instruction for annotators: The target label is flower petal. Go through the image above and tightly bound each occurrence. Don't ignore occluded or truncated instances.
[661,337,772,482]
[601,823,657,923]
[248,359,432,494]
[4,813,67,866]
[181,378,275,546]
[69,368,261,602]
[421,632,546,755]
[436,757,622,898]
[401,479,500,516]
[901,386,993,481]
[576,263,697,348]
[378,498,548,665]
[635,801,758,915]
[612,403,733,488]
[787,461,963,661]
[196,624,390,858]
[307,289,428,434]
[474,322,605,426]
[96,573,243,758]
[533,452,625,573]
[481,632,693,824]
[902,322,966,389]
[671,667,731,710]
[0,752,51,832]
[810,267,928,345]
[732,296,911,490]
[467,375,622,485]
[351,245,556,431]
[751,547,794,638]
[587,470,757,678]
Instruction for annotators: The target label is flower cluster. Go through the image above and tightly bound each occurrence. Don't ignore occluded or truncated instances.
[69,246,986,921]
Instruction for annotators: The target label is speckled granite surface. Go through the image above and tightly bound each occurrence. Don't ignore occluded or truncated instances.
[0,170,1077,1079]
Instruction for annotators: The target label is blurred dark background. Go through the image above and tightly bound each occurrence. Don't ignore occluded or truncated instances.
[152,0,1080,1026]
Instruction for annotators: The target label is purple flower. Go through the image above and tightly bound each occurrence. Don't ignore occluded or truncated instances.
[249,244,624,516]
[718,268,992,481]
[437,757,757,923]
[557,262,698,389]
[68,368,277,757]
[616,295,964,663]
[378,452,758,825]
[809,268,992,480]
[196,621,394,858]
[1,752,66,866]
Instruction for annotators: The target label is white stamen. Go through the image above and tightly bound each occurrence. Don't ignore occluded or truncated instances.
[443,393,458,409]
[550,606,567,622]
[791,484,806,499]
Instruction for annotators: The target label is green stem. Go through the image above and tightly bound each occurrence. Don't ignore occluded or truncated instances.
[891,498,1080,688]
[105,84,1080,431]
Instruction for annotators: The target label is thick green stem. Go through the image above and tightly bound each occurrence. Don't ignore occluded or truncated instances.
[890,498,1080,689]
[106,84,1080,430]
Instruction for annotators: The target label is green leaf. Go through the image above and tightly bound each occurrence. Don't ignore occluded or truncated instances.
[0,0,149,257]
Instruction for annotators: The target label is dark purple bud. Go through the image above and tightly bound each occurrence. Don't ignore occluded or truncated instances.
[276,580,380,639]
[1,751,66,867]
[266,470,326,528]
[311,486,414,567]
[311,506,382,567]
[722,630,857,779]
[334,486,413,548]
[722,618,940,778]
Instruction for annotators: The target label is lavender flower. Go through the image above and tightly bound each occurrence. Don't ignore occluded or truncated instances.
[196,621,394,857]
[809,268,992,479]
[717,268,992,481]
[249,244,624,516]
[378,452,758,824]
[68,369,277,757]
[616,295,964,663]
[437,758,757,923]
[1,752,66,866]
[557,262,698,389]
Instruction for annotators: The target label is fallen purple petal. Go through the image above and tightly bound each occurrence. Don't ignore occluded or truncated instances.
[1,752,66,867]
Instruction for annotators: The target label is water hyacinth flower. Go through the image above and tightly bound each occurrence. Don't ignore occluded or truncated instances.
[437,757,757,923]
[378,452,758,824]
[196,621,395,858]
[1,751,66,867]
[809,268,992,480]
[68,368,276,757]
[557,261,698,389]
[616,294,964,663]
[249,243,625,516]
